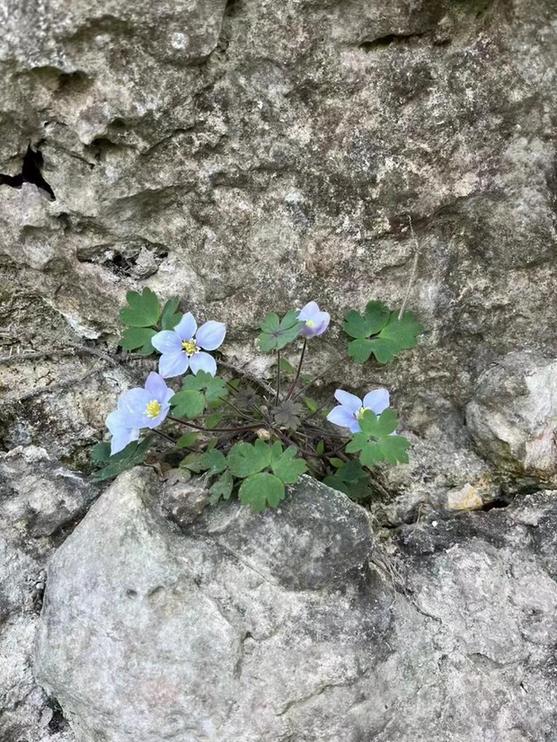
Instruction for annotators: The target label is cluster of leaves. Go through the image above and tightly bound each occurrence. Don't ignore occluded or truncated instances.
[119,288,181,355]
[182,439,307,512]
[343,300,422,364]
[259,310,304,352]
[93,291,423,510]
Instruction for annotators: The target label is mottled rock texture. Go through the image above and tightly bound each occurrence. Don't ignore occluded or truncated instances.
[36,468,557,742]
[0,446,96,742]
[1,0,557,739]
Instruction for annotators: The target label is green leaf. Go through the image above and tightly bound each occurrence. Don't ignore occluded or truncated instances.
[324,460,373,500]
[359,442,387,467]
[376,435,411,464]
[182,372,228,404]
[345,432,370,454]
[364,300,392,334]
[344,301,422,365]
[343,301,390,339]
[176,432,199,449]
[303,397,319,413]
[279,357,296,375]
[239,473,286,512]
[93,438,152,481]
[259,310,304,352]
[228,440,272,478]
[200,448,227,475]
[315,440,325,455]
[358,408,399,438]
[270,445,307,484]
[161,297,182,330]
[359,435,410,467]
[209,470,234,504]
[171,389,205,419]
[205,413,223,429]
[91,441,111,465]
[347,338,375,364]
[367,312,423,364]
[180,452,206,473]
[119,288,161,328]
[120,326,156,353]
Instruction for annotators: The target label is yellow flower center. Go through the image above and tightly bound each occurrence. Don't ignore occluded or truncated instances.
[181,339,198,355]
[305,319,316,328]
[356,407,366,420]
[146,400,161,418]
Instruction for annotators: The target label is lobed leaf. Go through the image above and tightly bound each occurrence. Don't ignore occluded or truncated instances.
[259,310,304,352]
[270,445,307,484]
[171,389,205,419]
[120,326,156,354]
[120,288,161,328]
[228,440,272,478]
[209,470,234,504]
[239,472,286,512]
[94,438,152,481]
[200,449,228,475]
[160,296,182,330]
[358,408,399,438]
[182,371,228,404]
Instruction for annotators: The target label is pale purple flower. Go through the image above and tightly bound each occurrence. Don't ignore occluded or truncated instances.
[297,301,330,338]
[326,388,390,433]
[151,312,226,378]
[106,372,173,455]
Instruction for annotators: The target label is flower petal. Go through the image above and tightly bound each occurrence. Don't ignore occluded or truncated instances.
[334,389,362,413]
[189,351,217,376]
[159,351,190,379]
[110,427,140,455]
[326,405,360,433]
[106,411,140,455]
[196,321,226,351]
[151,330,182,354]
[300,310,330,338]
[144,402,171,429]
[363,388,390,415]
[119,388,151,422]
[106,409,126,436]
[173,312,197,341]
[144,372,170,402]
[298,301,320,322]
[313,311,330,336]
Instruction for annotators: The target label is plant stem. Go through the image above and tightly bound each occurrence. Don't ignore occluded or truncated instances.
[168,415,261,434]
[285,338,307,401]
[221,397,257,421]
[275,350,281,405]
[152,428,176,445]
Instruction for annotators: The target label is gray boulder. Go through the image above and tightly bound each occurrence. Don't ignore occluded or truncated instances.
[0,446,96,742]
[36,467,557,741]
[466,351,557,486]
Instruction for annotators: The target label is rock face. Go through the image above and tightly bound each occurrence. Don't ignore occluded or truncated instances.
[0,446,96,742]
[2,0,557,739]
[1,0,556,501]
[466,351,557,486]
[36,468,557,741]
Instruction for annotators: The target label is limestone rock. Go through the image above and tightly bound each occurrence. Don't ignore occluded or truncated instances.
[35,468,557,741]
[0,447,95,742]
[466,352,557,486]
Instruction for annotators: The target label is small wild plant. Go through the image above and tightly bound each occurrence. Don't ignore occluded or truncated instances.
[93,289,422,511]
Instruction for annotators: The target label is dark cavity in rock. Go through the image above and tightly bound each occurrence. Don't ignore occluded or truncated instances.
[0,145,56,200]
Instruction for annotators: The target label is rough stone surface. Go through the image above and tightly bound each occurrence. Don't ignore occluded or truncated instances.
[466,350,557,486]
[1,0,556,499]
[1,0,557,738]
[36,468,557,741]
[0,446,96,742]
